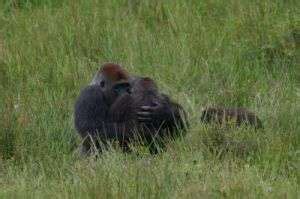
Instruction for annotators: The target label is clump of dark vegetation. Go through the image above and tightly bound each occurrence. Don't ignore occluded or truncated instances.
[200,106,263,129]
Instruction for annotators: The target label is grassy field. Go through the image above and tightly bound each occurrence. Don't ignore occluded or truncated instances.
[0,0,299,198]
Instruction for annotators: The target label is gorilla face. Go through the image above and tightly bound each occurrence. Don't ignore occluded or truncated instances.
[90,63,130,94]
[112,81,132,95]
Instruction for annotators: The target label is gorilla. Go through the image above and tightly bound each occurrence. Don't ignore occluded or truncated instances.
[109,77,187,154]
[74,63,187,155]
[74,63,133,155]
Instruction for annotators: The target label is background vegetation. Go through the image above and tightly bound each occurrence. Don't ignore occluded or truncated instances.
[0,0,299,198]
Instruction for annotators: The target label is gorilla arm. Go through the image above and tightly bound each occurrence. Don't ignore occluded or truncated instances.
[75,85,138,154]
[137,94,188,132]
[74,85,135,140]
[74,85,109,137]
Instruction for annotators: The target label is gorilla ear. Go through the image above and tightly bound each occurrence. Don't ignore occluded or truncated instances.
[113,82,131,94]
[90,73,104,86]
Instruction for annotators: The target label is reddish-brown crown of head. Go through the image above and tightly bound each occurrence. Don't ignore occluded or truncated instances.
[100,63,129,81]
[140,77,157,89]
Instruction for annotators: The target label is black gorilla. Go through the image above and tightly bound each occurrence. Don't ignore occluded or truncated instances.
[74,63,187,155]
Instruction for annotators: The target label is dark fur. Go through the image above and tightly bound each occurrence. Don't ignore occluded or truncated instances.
[74,63,187,155]
[109,77,188,154]
[74,63,134,155]
[200,107,263,129]
[74,85,136,154]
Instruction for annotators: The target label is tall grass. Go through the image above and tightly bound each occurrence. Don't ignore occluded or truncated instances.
[0,0,299,198]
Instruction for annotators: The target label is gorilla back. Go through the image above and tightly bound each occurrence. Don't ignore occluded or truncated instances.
[74,85,109,138]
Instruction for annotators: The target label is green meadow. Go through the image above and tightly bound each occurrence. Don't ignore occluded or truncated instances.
[0,0,299,198]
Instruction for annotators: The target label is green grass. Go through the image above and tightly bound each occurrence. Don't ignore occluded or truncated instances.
[0,0,299,198]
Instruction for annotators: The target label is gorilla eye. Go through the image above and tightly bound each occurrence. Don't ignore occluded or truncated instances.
[126,87,132,94]
[100,81,105,88]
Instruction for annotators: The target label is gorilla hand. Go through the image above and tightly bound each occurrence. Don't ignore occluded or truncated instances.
[137,103,171,123]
